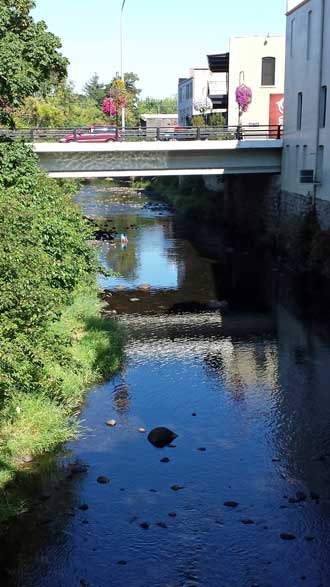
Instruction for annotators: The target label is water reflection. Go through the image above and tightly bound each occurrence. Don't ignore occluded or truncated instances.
[3,183,330,587]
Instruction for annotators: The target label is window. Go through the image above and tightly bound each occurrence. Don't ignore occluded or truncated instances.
[261,57,275,86]
[297,92,303,130]
[320,85,327,128]
[290,18,295,57]
[295,145,300,181]
[302,145,308,169]
[307,11,312,60]
[316,145,324,183]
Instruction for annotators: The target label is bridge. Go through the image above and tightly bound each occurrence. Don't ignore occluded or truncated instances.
[3,125,283,178]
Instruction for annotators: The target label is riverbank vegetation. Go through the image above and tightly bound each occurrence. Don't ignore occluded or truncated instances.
[0,142,123,522]
[149,176,224,224]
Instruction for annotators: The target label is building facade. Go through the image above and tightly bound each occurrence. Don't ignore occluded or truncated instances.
[227,35,285,128]
[281,0,330,214]
[178,68,227,126]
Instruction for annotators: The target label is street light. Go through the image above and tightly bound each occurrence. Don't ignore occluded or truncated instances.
[120,0,126,129]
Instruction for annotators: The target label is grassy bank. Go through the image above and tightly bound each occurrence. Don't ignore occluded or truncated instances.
[0,143,123,523]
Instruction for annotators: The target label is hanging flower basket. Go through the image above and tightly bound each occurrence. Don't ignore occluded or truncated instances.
[235,84,252,113]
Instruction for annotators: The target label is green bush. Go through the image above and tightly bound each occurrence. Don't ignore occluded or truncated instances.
[0,143,122,520]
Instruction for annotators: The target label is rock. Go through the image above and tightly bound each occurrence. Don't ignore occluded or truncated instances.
[192,412,197,416]
[140,522,149,529]
[147,427,178,448]
[115,285,127,291]
[149,489,157,493]
[160,457,170,463]
[171,484,184,491]
[168,512,177,517]
[280,532,296,540]
[295,490,307,502]
[106,419,117,427]
[224,501,239,508]
[68,463,88,476]
[130,298,140,302]
[80,580,89,586]
[197,447,206,452]
[117,560,128,565]
[310,491,320,500]
[156,522,168,529]
[305,536,315,541]
[97,476,110,484]
[208,299,229,310]
[79,503,89,511]
[272,457,281,462]
[241,519,255,524]
[138,427,146,433]
[22,454,34,463]
[137,283,150,290]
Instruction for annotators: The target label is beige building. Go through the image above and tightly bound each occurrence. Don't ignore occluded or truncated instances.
[227,35,285,127]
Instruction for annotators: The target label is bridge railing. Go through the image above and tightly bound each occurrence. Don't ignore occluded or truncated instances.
[0,125,283,143]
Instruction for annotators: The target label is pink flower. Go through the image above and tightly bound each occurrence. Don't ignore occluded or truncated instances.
[235,84,252,113]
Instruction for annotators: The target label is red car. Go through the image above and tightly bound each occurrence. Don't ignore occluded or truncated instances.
[59,125,119,143]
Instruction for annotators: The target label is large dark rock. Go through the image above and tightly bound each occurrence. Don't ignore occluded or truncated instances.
[147,427,177,448]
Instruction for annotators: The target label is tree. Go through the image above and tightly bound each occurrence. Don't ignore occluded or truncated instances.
[139,96,178,115]
[83,74,107,106]
[0,0,68,127]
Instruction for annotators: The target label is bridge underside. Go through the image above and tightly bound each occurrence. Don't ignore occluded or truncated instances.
[33,140,282,178]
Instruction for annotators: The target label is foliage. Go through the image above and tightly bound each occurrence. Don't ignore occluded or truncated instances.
[0,0,68,127]
[235,84,252,113]
[0,143,123,520]
[138,96,178,115]
[191,115,206,127]
[151,176,223,223]
[15,83,108,128]
[208,113,226,126]
[83,73,107,106]
[102,79,127,125]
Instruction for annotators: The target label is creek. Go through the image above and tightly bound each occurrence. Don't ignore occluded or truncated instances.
[1,182,330,587]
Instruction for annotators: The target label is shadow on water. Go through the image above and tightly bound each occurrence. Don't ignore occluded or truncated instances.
[2,183,330,586]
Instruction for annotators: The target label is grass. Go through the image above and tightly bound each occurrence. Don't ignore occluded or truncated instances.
[0,284,123,525]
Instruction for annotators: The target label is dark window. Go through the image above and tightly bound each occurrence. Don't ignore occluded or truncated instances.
[307,11,312,59]
[320,85,327,128]
[297,92,303,130]
[261,57,275,86]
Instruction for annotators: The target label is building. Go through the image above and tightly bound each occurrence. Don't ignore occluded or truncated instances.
[179,35,285,129]
[226,35,285,127]
[139,114,178,129]
[178,68,227,126]
[281,0,330,220]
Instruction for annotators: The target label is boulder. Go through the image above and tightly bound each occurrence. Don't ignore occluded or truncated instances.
[147,427,177,448]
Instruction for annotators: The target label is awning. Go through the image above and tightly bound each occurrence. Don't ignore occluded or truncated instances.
[207,53,229,73]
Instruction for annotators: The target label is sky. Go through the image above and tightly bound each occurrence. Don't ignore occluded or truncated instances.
[32,0,286,98]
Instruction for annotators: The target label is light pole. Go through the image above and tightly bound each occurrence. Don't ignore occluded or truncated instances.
[120,0,126,129]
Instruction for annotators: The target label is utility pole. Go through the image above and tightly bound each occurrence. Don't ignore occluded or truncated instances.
[120,0,126,129]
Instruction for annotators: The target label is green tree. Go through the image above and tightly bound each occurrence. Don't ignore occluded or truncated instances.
[139,96,178,115]
[0,0,68,127]
[83,73,107,106]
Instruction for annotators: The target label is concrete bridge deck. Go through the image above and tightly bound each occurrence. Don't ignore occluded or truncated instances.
[33,139,283,178]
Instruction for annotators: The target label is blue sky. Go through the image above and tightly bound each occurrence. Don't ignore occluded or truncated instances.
[33,0,286,98]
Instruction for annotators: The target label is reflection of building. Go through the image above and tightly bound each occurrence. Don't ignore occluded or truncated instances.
[282,0,330,220]
[178,35,285,128]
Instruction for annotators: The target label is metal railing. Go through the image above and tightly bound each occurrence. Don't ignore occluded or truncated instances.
[0,124,283,143]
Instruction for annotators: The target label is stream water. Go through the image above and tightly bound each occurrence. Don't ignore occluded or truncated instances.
[2,182,330,587]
